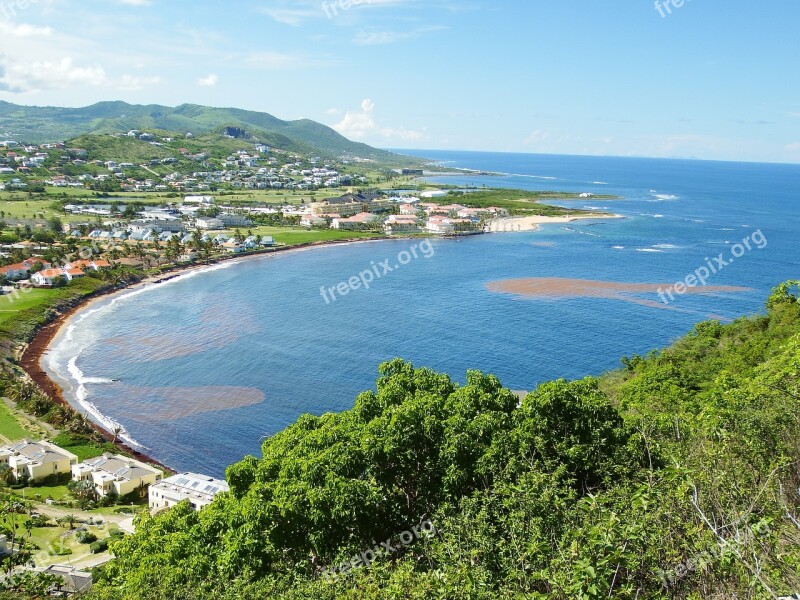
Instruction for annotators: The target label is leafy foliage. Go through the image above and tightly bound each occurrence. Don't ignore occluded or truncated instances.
[85,282,800,599]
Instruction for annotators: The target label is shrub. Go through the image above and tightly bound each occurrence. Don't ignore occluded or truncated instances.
[89,539,108,554]
[76,531,97,544]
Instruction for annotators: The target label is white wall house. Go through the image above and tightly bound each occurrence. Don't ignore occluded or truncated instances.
[149,472,229,512]
[0,440,78,482]
[71,454,162,498]
[195,217,224,230]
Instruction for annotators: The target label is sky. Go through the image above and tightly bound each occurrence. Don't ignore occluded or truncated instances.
[0,0,798,163]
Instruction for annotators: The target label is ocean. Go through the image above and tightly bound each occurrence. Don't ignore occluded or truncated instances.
[43,151,800,477]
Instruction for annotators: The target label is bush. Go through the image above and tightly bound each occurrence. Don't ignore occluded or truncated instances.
[89,539,108,554]
[76,531,97,544]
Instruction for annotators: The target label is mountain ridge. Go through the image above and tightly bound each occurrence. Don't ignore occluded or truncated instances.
[0,100,410,162]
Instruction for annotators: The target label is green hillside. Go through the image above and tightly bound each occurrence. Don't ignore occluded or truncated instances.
[61,281,800,600]
[0,101,414,162]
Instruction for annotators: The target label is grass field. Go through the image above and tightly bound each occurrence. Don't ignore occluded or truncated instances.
[0,199,63,220]
[51,433,119,462]
[244,226,383,246]
[0,401,36,442]
[0,288,61,327]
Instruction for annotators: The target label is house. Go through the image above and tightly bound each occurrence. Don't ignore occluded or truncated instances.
[221,241,245,253]
[300,214,326,228]
[128,229,155,242]
[149,472,229,511]
[41,565,93,595]
[425,216,472,235]
[384,215,421,234]
[261,236,275,246]
[71,453,162,499]
[0,259,51,280]
[218,213,252,228]
[31,267,85,288]
[0,440,78,482]
[399,204,420,215]
[195,217,224,230]
[331,212,381,230]
[67,260,111,272]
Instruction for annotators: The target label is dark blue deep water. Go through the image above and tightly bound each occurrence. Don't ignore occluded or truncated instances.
[45,152,800,476]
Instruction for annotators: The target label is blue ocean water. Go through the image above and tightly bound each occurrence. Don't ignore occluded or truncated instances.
[44,152,800,476]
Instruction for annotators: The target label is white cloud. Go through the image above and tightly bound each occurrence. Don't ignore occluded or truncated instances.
[353,25,447,45]
[259,7,319,26]
[523,130,551,146]
[115,73,161,91]
[333,98,424,142]
[246,52,331,70]
[118,0,152,6]
[786,142,800,154]
[0,22,54,38]
[0,56,107,92]
[0,53,161,93]
[197,73,218,87]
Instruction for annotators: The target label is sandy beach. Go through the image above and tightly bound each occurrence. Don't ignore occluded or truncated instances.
[485,213,624,232]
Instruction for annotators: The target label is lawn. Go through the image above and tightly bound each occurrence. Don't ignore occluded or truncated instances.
[0,199,62,220]
[243,226,383,246]
[51,433,119,462]
[0,288,55,326]
[11,483,71,502]
[0,402,36,442]
[0,278,105,332]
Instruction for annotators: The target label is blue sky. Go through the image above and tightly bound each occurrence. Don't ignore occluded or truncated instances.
[0,0,798,163]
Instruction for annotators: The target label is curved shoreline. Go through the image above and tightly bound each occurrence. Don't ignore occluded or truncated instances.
[18,235,407,472]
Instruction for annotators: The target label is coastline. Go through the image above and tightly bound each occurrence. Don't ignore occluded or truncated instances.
[17,236,402,472]
[16,213,620,471]
[485,212,624,233]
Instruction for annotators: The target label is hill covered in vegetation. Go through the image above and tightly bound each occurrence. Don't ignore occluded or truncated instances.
[0,101,414,162]
[11,282,800,600]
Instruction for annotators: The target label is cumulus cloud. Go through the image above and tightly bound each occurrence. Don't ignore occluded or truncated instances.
[333,98,424,142]
[0,56,107,92]
[118,0,152,6]
[0,53,161,93]
[0,22,54,37]
[197,73,218,87]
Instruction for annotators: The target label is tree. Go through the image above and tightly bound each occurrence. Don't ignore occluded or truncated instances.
[47,216,63,235]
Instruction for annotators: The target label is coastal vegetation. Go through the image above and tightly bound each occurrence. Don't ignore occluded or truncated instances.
[32,280,794,600]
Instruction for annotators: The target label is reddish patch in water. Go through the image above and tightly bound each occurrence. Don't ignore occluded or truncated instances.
[486,277,751,311]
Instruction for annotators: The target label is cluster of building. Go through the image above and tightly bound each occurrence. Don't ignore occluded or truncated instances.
[293,192,510,236]
[0,257,112,287]
[0,439,228,511]
[0,134,370,193]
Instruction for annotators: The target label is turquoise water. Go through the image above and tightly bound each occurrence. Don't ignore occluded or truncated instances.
[44,152,800,476]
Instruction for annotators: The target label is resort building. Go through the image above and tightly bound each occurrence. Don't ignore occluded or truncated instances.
[71,454,163,498]
[331,212,381,230]
[0,440,78,482]
[31,267,85,287]
[149,472,229,511]
[41,565,93,595]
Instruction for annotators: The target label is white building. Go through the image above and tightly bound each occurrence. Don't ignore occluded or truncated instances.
[71,454,162,499]
[218,213,253,227]
[195,217,224,230]
[149,472,229,511]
